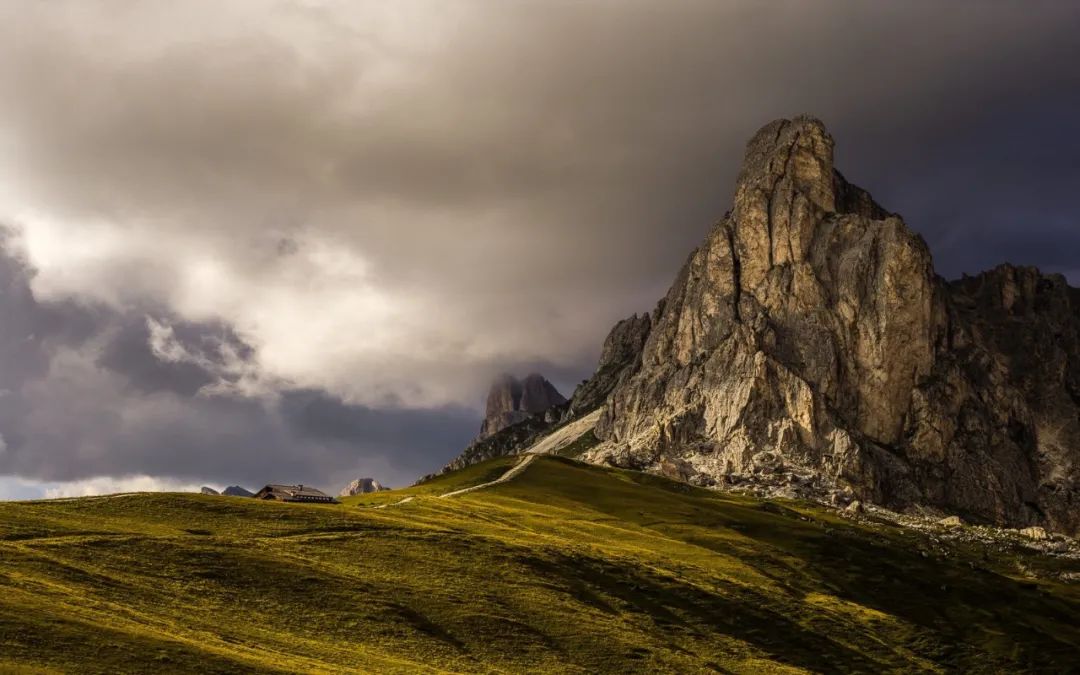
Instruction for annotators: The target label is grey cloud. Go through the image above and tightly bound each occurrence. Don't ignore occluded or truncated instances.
[0,2,1078,487]
[0,234,100,383]
[97,316,223,397]
[4,2,1076,294]
[10,368,475,488]
[0,244,477,488]
[279,389,477,468]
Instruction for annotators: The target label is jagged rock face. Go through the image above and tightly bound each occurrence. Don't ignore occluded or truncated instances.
[200,486,219,495]
[428,373,569,477]
[434,313,657,479]
[221,485,253,497]
[587,116,1080,535]
[430,413,557,479]
[567,313,653,416]
[910,266,1080,532]
[479,373,566,439]
[339,477,388,496]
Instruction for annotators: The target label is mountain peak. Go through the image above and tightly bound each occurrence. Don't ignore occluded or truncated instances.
[582,116,1079,534]
[479,373,566,439]
[431,117,1079,536]
[732,117,891,293]
[340,477,388,496]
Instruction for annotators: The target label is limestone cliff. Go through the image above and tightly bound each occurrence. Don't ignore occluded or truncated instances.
[430,330,661,480]
[428,373,568,477]
[566,313,653,417]
[479,373,567,439]
[584,117,1079,534]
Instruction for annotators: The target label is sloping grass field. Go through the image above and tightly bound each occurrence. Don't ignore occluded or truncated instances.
[1,455,1078,673]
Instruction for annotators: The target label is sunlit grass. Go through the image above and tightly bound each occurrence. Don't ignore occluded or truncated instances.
[1,456,1078,672]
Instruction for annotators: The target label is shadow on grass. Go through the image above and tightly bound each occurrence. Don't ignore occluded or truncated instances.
[509,457,1080,671]
[518,549,886,672]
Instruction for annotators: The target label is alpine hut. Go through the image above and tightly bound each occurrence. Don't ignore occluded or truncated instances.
[253,484,337,504]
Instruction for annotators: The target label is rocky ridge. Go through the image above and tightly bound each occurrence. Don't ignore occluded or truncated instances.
[564,313,653,418]
[479,373,567,439]
[437,117,1079,535]
[429,374,569,477]
[582,116,1079,535]
[427,328,653,479]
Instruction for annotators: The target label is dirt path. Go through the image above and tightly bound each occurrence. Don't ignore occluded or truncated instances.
[378,409,602,505]
[438,454,538,498]
[373,496,414,509]
[521,409,601,456]
[439,409,602,499]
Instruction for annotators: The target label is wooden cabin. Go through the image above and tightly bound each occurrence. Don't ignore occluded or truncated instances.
[253,484,337,504]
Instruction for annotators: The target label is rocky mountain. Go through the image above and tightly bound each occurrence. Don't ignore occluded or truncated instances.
[565,313,652,418]
[221,485,254,497]
[427,374,570,477]
[200,486,219,495]
[479,373,567,439]
[340,477,389,496]
[583,116,1079,534]
[427,321,657,480]
[433,414,557,477]
[439,116,1079,535]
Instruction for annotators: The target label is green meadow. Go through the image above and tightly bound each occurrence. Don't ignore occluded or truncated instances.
[1,455,1078,673]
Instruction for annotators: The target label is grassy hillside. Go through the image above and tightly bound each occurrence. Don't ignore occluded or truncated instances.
[2,456,1079,673]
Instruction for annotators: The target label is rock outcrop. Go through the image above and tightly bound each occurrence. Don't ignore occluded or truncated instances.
[221,485,254,497]
[565,313,653,417]
[430,373,568,477]
[583,116,1080,535]
[479,373,567,439]
[430,327,657,479]
[340,477,389,496]
[432,414,555,478]
[200,486,219,495]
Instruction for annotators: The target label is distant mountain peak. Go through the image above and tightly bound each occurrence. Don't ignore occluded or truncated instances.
[479,373,566,439]
[340,477,388,496]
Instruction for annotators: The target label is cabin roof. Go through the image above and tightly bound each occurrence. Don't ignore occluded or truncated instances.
[255,484,336,502]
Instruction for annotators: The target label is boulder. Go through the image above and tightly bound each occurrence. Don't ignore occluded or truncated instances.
[1020,526,1049,540]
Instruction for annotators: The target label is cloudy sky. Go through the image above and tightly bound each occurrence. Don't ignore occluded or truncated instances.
[0,1,1077,497]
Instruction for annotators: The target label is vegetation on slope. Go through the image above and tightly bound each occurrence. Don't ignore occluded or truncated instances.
[2,456,1079,673]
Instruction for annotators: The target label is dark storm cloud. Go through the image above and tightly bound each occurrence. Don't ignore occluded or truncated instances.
[0,233,101,383]
[0,2,1077,490]
[848,95,1080,280]
[4,2,1077,283]
[279,389,477,468]
[96,316,220,397]
[0,243,477,488]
